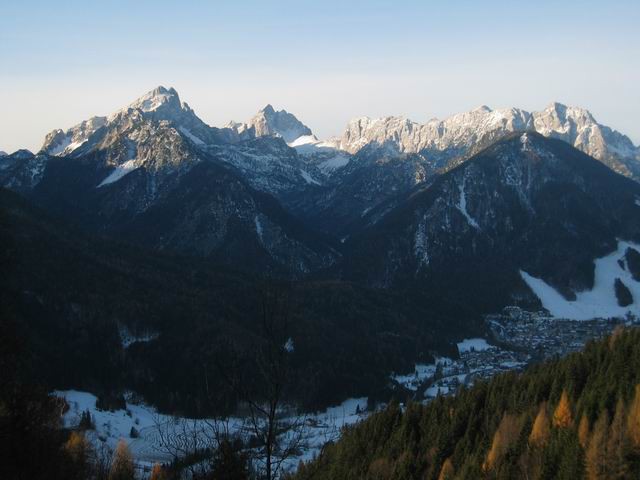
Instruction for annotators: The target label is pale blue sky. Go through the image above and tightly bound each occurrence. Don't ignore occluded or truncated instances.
[1,0,639,152]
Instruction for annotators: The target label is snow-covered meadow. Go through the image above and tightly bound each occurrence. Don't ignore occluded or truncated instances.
[56,390,367,474]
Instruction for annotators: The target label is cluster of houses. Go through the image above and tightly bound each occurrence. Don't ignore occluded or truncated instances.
[394,306,639,403]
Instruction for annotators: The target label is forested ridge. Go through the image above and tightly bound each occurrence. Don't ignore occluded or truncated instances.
[294,327,640,479]
[0,187,463,416]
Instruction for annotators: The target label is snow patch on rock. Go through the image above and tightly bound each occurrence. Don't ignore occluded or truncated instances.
[318,154,350,173]
[456,178,480,229]
[178,126,205,145]
[97,159,139,187]
[300,169,321,185]
[119,325,159,348]
[284,337,294,353]
[254,215,264,243]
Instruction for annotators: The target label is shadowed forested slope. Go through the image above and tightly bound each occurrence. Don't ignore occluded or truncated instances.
[0,188,458,415]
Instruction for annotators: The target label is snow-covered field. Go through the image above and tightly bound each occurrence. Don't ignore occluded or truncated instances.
[456,338,491,353]
[391,357,453,392]
[521,240,640,320]
[56,390,367,473]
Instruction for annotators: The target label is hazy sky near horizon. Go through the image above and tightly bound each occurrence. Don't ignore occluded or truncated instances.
[1,0,639,152]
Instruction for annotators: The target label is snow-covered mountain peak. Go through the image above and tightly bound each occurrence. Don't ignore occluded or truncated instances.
[334,103,638,179]
[40,86,225,158]
[127,85,181,113]
[538,102,596,125]
[227,105,313,143]
[261,104,276,114]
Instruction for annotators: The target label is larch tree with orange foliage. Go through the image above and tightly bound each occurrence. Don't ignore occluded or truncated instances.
[64,431,93,479]
[553,390,573,428]
[438,457,455,480]
[149,463,167,480]
[109,439,135,480]
[606,398,629,479]
[627,383,640,451]
[578,414,591,448]
[586,410,609,480]
[529,403,551,447]
[519,403,550,480]
[484,412,523,471]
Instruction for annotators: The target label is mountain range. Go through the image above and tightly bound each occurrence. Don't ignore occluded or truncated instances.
[3,86,639,240]
[2,86,640,413]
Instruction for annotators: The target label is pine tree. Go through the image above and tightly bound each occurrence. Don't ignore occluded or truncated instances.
[79,410,94,430]
[555,430,585,480]
[578,414,590,448]
[585,410,609,480]
[606,398,629,479]
[529,403,551,447]
[109,439,135,480]
[438,457,454,480]
[367,458,393,479]
[553,390,573,429]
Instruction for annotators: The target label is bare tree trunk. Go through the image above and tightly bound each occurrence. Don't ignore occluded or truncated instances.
[216,282,309,479]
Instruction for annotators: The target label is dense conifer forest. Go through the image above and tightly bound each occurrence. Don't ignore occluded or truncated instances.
[0,187,462,416]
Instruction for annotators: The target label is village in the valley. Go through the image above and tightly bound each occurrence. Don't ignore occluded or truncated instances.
[392,306,640,402]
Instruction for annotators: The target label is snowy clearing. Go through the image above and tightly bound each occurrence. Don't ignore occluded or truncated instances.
[520,240,640,320]
[56,390,367,473]
[392,357,453,392]
[457,338,492,353]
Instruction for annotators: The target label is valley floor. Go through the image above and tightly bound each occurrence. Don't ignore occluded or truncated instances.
[56,308,640,477]
[56,390,367,477]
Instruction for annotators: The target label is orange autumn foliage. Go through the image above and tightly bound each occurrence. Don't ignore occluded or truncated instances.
[150,463,167,480]
[484,413,522,471]
[586,410,609,480]
[578,414,590,448]
[529,403,551,447]
[553,390,573,428]
[627,383,640,450]
[438,457,455,480]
